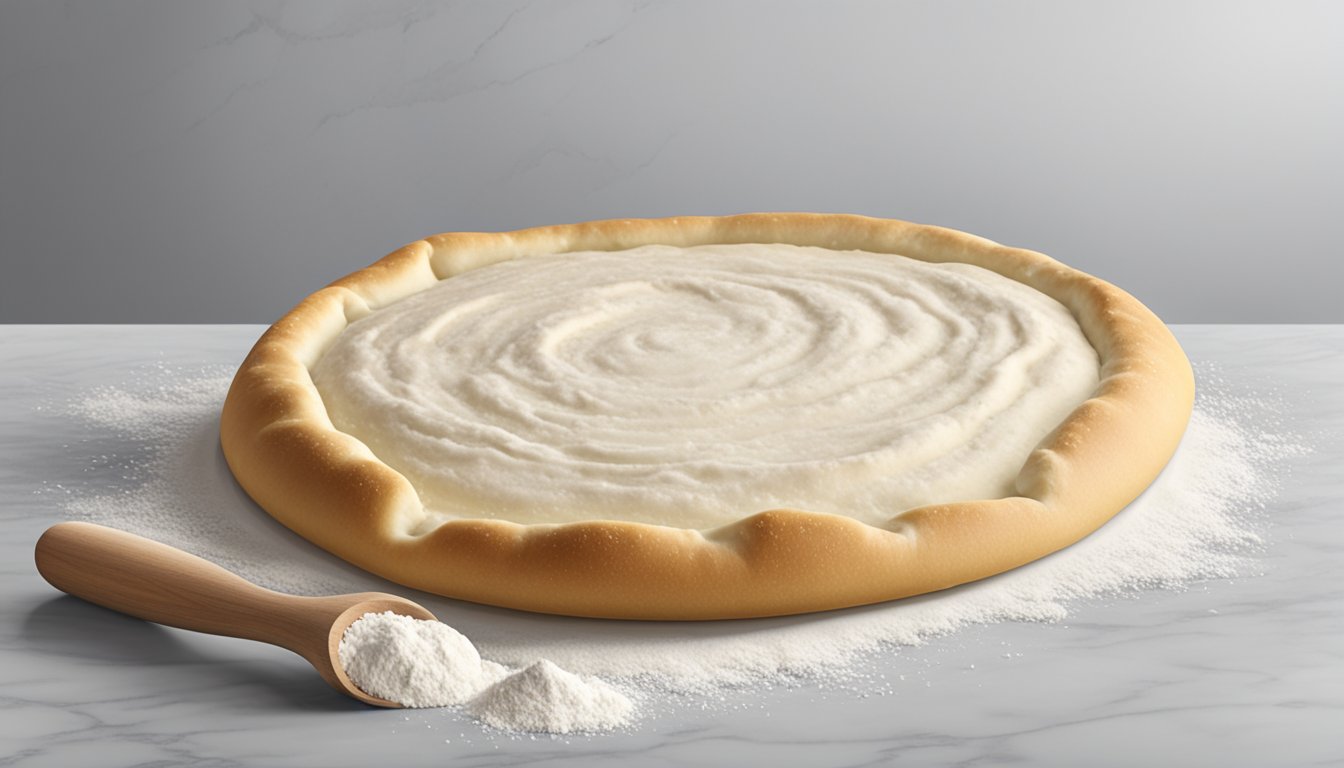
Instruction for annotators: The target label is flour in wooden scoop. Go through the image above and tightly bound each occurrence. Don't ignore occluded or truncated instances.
[338,611,633,733]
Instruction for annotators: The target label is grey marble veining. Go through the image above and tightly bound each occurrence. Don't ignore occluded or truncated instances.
[1,325,1342,767]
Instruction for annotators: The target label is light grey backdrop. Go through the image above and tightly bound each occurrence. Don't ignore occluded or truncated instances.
[2,0,1340,323]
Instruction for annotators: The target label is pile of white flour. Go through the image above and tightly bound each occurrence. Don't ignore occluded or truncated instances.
[338,611,633,733]
[468,659,634,734]
[48,363,1300,732]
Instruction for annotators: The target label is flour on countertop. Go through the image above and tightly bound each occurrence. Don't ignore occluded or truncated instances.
[47,362,1303,730]
[468,660,634,734]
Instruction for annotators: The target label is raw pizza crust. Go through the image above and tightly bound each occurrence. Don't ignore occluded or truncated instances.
[220,213,1194,619]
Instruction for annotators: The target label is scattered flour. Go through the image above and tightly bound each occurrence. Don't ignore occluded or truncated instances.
[59,367,362,596]
[45,362,1303,731]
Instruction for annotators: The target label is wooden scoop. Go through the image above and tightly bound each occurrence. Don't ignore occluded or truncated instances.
[33,521,436,708]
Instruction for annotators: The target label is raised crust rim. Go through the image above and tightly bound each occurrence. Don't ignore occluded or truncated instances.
[219,213,1194,619]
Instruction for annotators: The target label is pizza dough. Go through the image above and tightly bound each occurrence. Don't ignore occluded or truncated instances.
[309,244,1100,530]
[220,214,1194,619]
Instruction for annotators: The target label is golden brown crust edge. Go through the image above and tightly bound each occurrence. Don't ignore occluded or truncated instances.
[219,213,1194,619]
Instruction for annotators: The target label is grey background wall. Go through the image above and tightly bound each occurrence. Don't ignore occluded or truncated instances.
[1,0,1339,323]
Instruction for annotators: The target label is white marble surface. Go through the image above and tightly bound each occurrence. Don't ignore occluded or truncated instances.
[1,325,1341,767]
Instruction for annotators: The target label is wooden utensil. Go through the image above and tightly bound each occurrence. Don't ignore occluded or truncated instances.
[34,521,436,708]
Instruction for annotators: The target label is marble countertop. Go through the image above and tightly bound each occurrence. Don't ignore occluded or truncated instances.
[2,325,1341,767]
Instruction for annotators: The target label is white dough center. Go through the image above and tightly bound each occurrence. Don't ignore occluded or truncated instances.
[311,243,1100,529]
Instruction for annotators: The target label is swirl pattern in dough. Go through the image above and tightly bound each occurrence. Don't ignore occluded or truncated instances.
[311,242,1100,530]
